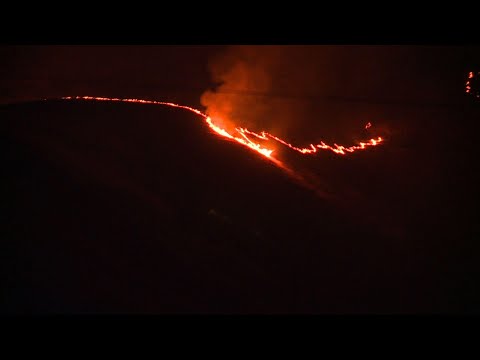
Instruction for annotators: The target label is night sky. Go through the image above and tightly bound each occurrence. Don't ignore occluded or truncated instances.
[2,45,480,314]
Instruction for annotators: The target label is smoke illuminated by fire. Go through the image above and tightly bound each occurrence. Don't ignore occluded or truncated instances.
[61,96,383,164]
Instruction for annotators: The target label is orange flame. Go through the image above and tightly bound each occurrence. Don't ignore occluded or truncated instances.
[61,96,384,162]
[465,71,479,96]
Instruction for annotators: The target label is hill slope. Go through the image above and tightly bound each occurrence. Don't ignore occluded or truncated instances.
[2,99,479,313]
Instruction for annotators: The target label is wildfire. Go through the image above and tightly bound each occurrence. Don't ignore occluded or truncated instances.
[61,96,383,162]
[466,71,480,98]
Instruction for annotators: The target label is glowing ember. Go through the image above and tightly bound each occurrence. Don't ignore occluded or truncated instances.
[465,71,480,98]
[61,96,384,161]
[365,122,372,129]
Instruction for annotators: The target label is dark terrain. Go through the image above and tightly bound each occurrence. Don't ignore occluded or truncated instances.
[2,98,479,313]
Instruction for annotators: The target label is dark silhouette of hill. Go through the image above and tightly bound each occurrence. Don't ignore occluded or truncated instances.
[2,99,479,314]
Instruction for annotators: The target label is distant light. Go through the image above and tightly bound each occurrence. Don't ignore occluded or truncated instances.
[465,71,479,99]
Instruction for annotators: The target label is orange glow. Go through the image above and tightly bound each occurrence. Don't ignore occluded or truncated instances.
[61,96,384,162]
[365,122,372,129]
[466,71,478,96]
[265,132,383,155]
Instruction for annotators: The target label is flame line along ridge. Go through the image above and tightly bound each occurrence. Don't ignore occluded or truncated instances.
[61,96,384,158]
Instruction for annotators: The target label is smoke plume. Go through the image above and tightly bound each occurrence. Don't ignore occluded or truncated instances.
[200,45,466,143]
